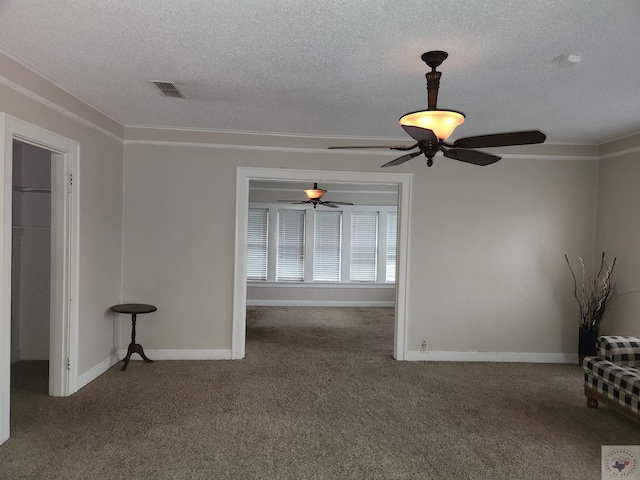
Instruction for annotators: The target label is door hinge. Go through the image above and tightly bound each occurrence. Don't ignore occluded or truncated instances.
[69,173,73,186]
[67,358,71,370]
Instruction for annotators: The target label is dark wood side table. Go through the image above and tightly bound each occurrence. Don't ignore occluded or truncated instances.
[111,303,157,371]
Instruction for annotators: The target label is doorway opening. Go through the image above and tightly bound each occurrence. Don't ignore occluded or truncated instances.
[11,141,52,394]
[244,179,399,357]
[233,167,412,361]
[0,114,80,444]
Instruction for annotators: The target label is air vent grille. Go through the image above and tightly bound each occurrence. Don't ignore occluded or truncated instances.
[151,81,184,98]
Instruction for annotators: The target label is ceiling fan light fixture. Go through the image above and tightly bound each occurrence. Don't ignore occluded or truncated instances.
[328,51,545,168]
[399,109,465,141]
[304,187,327,200]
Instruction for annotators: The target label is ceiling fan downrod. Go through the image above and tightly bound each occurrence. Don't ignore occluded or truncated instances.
[422,50,448,110]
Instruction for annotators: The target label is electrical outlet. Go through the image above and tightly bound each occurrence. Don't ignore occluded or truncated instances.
[421,340,427,350]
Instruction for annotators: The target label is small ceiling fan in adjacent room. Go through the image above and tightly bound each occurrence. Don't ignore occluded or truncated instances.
[277,183,354,209]
[329,50,546,168]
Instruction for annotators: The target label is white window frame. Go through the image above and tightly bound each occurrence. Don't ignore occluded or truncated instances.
[247,208,268,281]
[385,211,397,283]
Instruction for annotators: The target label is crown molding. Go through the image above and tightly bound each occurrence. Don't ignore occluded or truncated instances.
[599,145,640,160]
[124,126,599,159]
[0,74,123,143]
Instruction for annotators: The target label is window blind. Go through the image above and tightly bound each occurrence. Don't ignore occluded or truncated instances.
[350,211,378,282]
[313,211,341,282]
[277,209,305,281]
[386,211,397,282]
[247,208,268,280]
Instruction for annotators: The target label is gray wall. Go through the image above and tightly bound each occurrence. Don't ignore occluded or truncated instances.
[0,50,124,377]
[595,133,640,335]
[246,284,396,306]
[5,44,638,368]
[122,132,599,356]
[249,181,398,206]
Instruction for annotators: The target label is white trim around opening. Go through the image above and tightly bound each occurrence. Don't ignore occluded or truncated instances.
[233,167,412,361]
[0,113,80,445]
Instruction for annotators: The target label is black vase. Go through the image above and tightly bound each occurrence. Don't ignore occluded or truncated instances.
[578,326,599,364]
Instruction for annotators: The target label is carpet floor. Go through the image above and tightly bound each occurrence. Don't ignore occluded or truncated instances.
[1,306,639,479]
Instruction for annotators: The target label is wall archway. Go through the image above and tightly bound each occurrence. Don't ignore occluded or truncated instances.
[233,167,412,361]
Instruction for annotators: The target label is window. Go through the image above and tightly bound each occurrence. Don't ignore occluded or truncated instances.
[247,204,397,284]
[350,212,378,282]
[386,211,397,283]
[277,209,305,281]
[313,211,341,282]
[247,208,268,280]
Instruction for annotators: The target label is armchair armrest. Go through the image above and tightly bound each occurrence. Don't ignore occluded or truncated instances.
[598,336,640,367]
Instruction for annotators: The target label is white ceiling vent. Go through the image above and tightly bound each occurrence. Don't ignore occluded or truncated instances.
[151,81,184,98]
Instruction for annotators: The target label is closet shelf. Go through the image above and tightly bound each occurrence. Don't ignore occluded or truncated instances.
[13,187,51,193]
[12,225,51,230]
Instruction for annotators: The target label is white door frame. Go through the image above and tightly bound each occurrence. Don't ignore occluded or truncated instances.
[0,113,80,444]
[233,166,412,360]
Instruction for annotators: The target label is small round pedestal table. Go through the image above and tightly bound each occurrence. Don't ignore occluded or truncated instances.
[110,303,157,371]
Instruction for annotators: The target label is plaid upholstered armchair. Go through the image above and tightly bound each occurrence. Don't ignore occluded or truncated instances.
[583,336,640,422]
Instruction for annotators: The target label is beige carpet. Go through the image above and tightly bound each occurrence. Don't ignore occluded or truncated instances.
[1,306,639,479]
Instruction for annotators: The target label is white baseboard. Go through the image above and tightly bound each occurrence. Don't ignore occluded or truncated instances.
[116,349,233,361]
[246,300,395,307]
[405,350,577,363]
[77,353,120,391]
[19,347,49,361]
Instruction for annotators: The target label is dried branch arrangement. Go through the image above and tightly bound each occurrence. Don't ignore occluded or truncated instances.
[565,252,616,331]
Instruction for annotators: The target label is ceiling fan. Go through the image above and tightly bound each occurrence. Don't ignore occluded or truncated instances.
[329,50,546,167]
[277,183,354,209]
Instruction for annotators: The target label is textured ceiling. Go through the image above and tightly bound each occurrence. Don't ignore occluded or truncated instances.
[1,1,640,145]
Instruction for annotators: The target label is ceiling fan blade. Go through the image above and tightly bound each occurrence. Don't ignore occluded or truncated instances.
[328,144,418,151]
[453,130,546,149]
[381,150,422,168]
[319,202,339,208]
[322,201,354,205]
[277,200,309,204]
[401,125,438,145]
[442,148,501,166]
